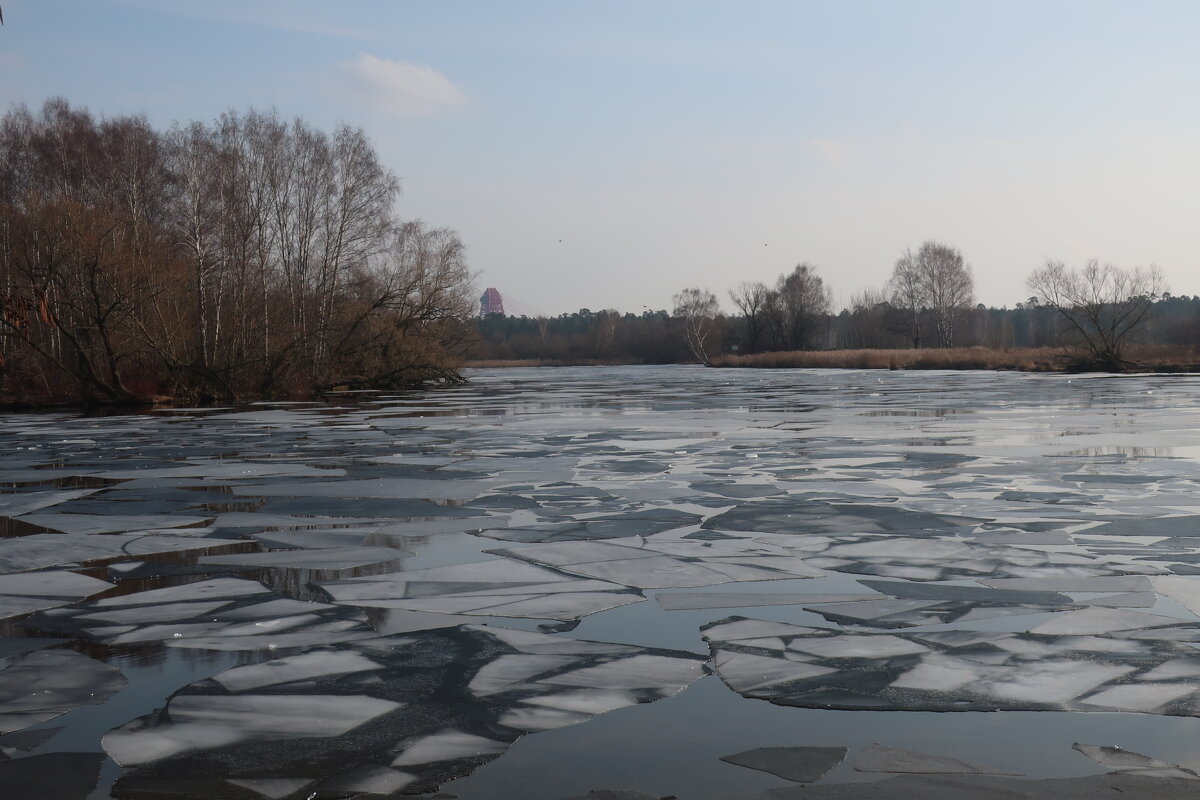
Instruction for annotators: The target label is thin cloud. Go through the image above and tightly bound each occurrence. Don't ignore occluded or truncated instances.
[810,138,849,165]
[336,54,465,117]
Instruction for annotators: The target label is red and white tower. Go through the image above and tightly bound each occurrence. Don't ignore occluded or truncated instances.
[480,287,505,316]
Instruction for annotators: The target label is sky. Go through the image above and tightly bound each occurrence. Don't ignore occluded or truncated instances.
[2,1,1199,316]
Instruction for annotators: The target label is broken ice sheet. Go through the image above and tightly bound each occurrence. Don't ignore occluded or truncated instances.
[0,648,126,733]
[853,743,1020,775]
[719,746,847,783]
[27,577,377,651]
[1071,742,1196,776]
[319,557,644,621]
[486,535,821,589]
[702,615,1200,715]
[15,512,211,534]
[0,533,247,573]
[103,624,705,798]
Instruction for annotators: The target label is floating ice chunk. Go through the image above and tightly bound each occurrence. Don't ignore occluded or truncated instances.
[1142,658,1200,681]
[0,488,98,517]
[315,764,416,794]
[213,651,381,692]
[854,743,1020,775]
[16,513,210,534]
[986,660,1134,705]
[467,654,578,696]
[468,625,638,655]
[0,595,64,619]
[890,654,983,692]
[0,533,245,573]
[788,635,930,660]
[233,477,491,501]
[523,690,639,715]
[981,577,1152,592]
[542,654,706,692]
[106,694,400,765]
[0,649,126,733]
[226,778,314,799]
[720,746,847,783]
[0,569,112,598]
[1079,683,1195,712]
[392,730,508,765]
[1072,742,1176,769]
[702,619,819,643]
[1151,576,1200,617]
[1030,607,1185,635]
[712,651,834,693]
[499,706,592,731]
[200,546,405,570]
[92,577,270,607]
[80,600,231,625]
[657,592,879,611]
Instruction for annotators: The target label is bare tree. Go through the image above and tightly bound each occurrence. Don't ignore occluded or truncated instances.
[776,263,831,350]
[1026,259,1166,368]
[888,249,925,347]
[673,287,720,365]
[729,281,770,353]
[888,241,974,347]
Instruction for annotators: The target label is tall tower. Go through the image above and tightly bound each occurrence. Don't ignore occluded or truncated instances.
[480,287,505,316]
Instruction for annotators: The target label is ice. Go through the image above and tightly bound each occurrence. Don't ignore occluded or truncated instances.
[712,651,835,693]
[232,477,491,501]
[0,488,98,517]
[985,661,1135,705]
[80,600,232,624]
[468,654,578,696]
[1072,742,1176,769]
[788,635,930,659]
[0,570,112,598]
[392,730,509,765]
[542,654,707,692]
[0,533,246,572]
[0,649,126,733]
[657,594,883,614]
[1079,683,1196,712]
[0,751,107,800]
[1151,576,1200,616]
[92,577,271,607]
[226,778,314,799]
[103,694,401,765]
[498,706,591,730]
[720,746,847,783]
[523,689,639,715]
[854,744,1020,775]
[1030,607,1186,635]
[15,513,210,534]
[199,546,405,570]
[213,650,381,691]
[316,764,416,794]
[320,558,643,621]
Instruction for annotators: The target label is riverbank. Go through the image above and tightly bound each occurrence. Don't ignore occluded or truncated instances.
[710,344,1200,372]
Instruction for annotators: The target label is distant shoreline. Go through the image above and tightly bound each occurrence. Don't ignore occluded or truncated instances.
[468,345,1200,373]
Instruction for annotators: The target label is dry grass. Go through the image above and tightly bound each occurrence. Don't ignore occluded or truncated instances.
[710,345,1200,372]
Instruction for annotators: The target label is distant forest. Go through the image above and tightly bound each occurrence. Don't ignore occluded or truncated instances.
[472,247,1200,369]
[471,295,1200,364]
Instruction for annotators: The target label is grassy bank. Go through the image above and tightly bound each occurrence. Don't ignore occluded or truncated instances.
[710,345,1200,372]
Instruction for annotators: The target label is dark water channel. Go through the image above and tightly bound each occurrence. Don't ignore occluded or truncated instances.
[4,366,1200,799]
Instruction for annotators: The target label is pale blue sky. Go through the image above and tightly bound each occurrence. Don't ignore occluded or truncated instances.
[2,1,1199,314]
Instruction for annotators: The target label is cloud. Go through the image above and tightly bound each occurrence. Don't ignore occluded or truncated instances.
[335,54,465,117]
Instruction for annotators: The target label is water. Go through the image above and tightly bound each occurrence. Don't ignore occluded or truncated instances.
[3,365,1200,798]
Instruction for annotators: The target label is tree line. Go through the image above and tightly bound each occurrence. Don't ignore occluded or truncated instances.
[473,242,1195,369]
[0,99,475,405]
